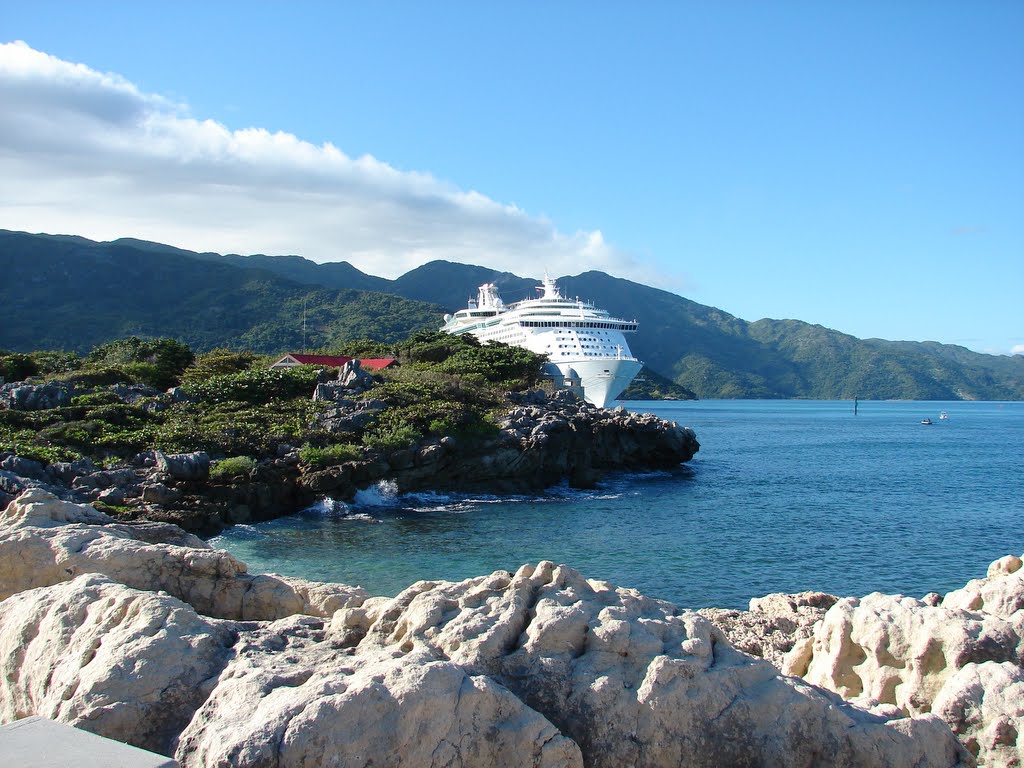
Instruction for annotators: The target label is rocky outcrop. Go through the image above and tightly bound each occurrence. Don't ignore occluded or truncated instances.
[346,561,965,768]
[176,614,582,768]
[0,576,582,767]
[933,662,1024,768]
[0,488,971,767]
[0,381,72,410]
[0,574,235,756]
[1,389,698,535]
[781,554,1024,766]
[0,489,367,620]
[0,378,169,413]
[379,392,699,495]
[699,590,838,670]
[154,450,210,481]
[314,359,379,402]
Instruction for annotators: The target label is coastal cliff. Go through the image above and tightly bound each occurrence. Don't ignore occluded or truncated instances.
[1,389,698,535]
[1,335,699,534]
[1,490,1002,767]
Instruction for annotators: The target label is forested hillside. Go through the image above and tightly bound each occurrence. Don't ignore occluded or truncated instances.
[0,230,439,354]
[3,230,1021,400]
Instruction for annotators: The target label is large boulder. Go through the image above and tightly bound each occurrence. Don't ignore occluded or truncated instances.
[0,490,367,621]
[346,561,968,768]
[0,487,114,527]
[1,381,72,410]
[0,574,235,756]
[944,555,1024,619]
[932,661,1024,767]
[784,592,1023,714]
[0,488,980,767]
[784,553,1024,767]
[176,615,582,768]
[154,450,210,481]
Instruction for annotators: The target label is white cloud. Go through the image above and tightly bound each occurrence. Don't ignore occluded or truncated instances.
[1011,344,1024,356]
[0,40,652,284]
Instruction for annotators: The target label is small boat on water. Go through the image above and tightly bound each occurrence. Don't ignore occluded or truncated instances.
[939,411,949,420]
[921,418,933,425]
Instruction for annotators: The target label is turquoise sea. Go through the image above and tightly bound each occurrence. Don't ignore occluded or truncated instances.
[211,400,1024,610]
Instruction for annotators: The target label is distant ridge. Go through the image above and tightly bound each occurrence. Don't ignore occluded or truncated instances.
[1,229,1021,400]
[0,229,440,354]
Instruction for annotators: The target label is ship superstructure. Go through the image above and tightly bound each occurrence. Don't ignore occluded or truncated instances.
[441,275,642,408]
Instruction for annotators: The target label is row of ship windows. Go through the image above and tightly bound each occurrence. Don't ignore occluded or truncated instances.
[521,321,635,329]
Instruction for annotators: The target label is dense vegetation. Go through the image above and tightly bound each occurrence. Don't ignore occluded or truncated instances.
[0,334,547,468]
[3,229,1021,400]
[0,230,440,354]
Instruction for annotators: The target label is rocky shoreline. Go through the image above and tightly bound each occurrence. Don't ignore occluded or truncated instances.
[1,389,699,535]
[3,489,1024,765]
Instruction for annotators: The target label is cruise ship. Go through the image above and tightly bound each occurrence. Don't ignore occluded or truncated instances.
[441,275,643,408]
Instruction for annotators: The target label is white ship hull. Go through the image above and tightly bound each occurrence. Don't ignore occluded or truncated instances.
[441,276,643,408]
[552,357,644,408]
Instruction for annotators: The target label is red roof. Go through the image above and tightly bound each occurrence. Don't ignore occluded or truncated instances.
[274,354,397,370]
[287,354,354,366]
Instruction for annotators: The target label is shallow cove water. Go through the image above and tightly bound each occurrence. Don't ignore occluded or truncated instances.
[211,400,1024,610]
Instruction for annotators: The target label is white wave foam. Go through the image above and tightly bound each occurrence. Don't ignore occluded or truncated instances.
[343,512,379,522]
[299,497,354,517]
[353,479,401,508]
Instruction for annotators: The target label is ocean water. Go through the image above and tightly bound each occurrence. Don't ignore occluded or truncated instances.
[210,400,1024,610]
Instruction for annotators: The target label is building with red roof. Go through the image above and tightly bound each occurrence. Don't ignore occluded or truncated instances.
[269,354,396,371]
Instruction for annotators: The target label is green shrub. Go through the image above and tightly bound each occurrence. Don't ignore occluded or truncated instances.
[0,432,82,464]
[71,391,122,407]
[210,455,258,479]
[363,423,421,453]
[83,403,144,427]
[35,420,107,449]
[298,442,362,467]
[437,343,545,389]
[30,351,81,376]
[59,367,135,388]
[85,337,194,389]
[184,366,326,406]
[180,350,262,386]
[0,353,39,383]
[152,399,327,456]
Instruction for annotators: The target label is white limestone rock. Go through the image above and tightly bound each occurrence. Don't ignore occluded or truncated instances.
[345,561,969,768]
[0,574,234,756]
[932,661,1024,767]
[944,554,1024,619]
[0,487,113,527]
[784,592,1023,715]
[782,553,1024,767]
[0,487,985,766]
[0,490,367,621]
[176,615,582,768]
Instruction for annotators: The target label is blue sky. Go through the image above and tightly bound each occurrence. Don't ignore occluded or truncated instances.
[1,2,1021,354]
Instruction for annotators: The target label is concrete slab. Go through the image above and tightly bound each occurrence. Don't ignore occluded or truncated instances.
[0,716,177,767]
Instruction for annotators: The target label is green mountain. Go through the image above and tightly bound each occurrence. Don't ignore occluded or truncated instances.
[390,260,538,308]
[554,271,1024,400]
[2,230,1021,400]
[0,230,439,354]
